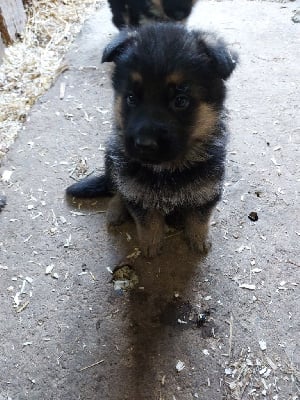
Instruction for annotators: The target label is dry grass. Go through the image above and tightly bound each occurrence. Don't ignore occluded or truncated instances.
[0,0,103,160]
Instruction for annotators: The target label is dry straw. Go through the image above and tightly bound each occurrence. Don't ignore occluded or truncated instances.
[0,0,101,160]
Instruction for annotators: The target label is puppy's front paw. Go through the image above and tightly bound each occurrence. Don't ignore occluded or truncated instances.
[106,207,128,227]
[140,239,163,258]
[106,194,129,227]
[187,235,212,254]
[134,209,165,258]
[184,216,212,255]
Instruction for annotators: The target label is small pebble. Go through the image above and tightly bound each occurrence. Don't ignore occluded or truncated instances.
[248,211,258,221]
[0,195,7,211]
[292,9,300,23]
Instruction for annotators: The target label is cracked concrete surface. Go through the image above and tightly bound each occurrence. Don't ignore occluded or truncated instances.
[0,1,299,399]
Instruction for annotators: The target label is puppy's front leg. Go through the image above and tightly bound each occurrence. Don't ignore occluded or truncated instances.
[184,207,214,254]
[128,205,165,258]
[107,193,129,227]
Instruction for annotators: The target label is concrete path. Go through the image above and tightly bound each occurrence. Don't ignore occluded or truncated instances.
[1,1,299,399]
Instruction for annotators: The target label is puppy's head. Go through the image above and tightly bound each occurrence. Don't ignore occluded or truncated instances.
[102,24,237,166]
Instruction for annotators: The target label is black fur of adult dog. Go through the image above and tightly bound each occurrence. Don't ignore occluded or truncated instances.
[107,0,197,29]
[67,23,237,257]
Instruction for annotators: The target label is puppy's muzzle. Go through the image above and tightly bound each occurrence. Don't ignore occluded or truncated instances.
[126,116,183,164]
[131,122,169,161]
[135,135,158,152]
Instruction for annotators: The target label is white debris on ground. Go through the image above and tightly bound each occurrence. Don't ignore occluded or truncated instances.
[223,346,299,399]
[176,360,185,372]
[2,170,13,182]
[12,275,33,313]
[259,340,267,352]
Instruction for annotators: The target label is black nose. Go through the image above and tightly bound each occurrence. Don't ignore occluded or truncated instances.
[134,136,158,152]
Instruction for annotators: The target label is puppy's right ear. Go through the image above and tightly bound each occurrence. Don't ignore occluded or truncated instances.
[102,30,137,63]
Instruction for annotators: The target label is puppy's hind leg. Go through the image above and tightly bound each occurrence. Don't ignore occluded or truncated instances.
[184,207,214,254]
[128,205,165,258]
[107,193,130,227]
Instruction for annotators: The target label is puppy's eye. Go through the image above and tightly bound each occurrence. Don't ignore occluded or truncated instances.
[126,93,138,107]
[172,95,190,110]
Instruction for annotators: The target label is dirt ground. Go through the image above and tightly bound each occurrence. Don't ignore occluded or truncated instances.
[0,1,299,399]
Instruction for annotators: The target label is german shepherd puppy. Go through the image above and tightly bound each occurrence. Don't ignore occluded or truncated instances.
[66,23,237,257]
[107,0,197,29]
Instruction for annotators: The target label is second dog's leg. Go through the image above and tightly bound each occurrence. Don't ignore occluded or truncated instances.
[108,0,127,28]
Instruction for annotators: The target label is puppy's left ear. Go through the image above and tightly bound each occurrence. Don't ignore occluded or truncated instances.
[102,30,137,63]
[196,31,238,80]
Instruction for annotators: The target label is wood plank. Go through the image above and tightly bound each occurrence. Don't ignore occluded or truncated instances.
[0,0,26,45]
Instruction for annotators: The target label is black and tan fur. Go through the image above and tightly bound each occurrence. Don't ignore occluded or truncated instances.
[66,24,237,257]
[107,0,197,29]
